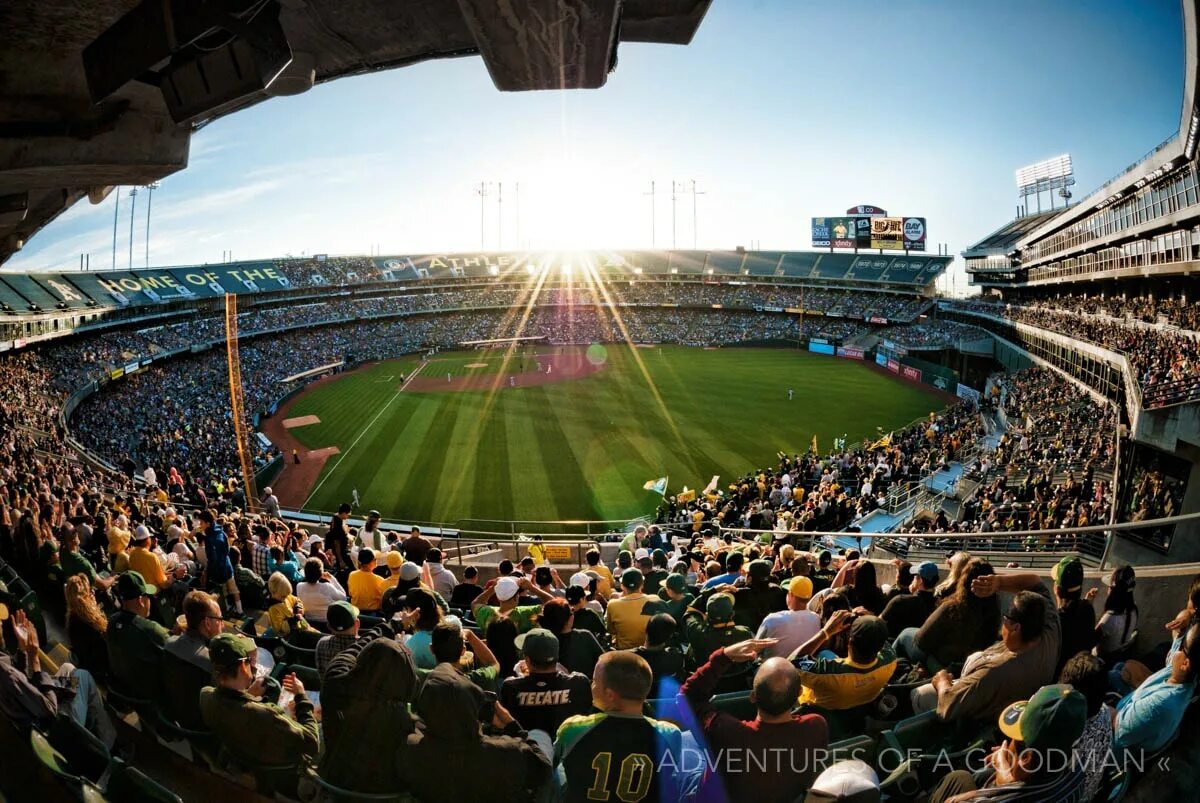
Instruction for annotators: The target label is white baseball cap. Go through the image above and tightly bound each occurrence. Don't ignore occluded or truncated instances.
[495,576,521,602]
[569,572,591,588]
[805,759,880,803]
[634,548,650,561]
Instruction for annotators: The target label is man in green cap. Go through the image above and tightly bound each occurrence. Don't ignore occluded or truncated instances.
[315,600,360,678]
[683,593,754,674]
[1052,556,1096,675]
[106,570,169,699]
[200,632,320,775]
[657,573,695,627]
[606,568,656,649]
[924,684,1087,802]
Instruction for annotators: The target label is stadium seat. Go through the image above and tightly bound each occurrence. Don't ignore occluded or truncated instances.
[827,734,876,765]
[47,714,111,783]
[710,690,756,721]
[282,640,318,669]
[151,707,219,768]
[314,773,414,802]
[104,758,183,803]
[29,728,83,792]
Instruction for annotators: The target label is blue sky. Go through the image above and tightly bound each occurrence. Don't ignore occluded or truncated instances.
[8,0,1185,293]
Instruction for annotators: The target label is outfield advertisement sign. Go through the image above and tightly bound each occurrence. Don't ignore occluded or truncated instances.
[870,217,905,250]
[837,346,864,360]
[875,352,889,367]
[902,365,922,382]
[809,341,836,356]
[886,358,900,373]
[830,217,857,249]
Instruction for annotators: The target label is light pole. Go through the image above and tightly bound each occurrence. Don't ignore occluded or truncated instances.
[111,187,121,271]
[689,179,706,249]
[144,182,159,267]
[671,180,678,250]
[127,187,138,270]
[642,181,656,247]
[497,182,503,250]
[476,182,491,250]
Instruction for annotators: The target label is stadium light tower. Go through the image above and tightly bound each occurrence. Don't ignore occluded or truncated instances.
[497,181,503,249]
[127,187,137,270]
[111,186,120,271]
[144,181,159,267]
[1015,154,1075,215]
[671,180,678,250]
[643,181,656,247]
[688,179,706,249]
[476,182,491,250]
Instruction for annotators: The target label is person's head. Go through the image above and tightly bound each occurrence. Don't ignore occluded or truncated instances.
[1058,652,1107,716]
[327,600,360,636]
[405,588,441,631]
[539,598,573,635]
[1002,590,1048,650]
[747,559,772,588]
[785,576,814,610]
[585,548,601,567]
[704,560,722,579]
[410,526,422,539]
[1170,616,1200,684]
[752,657,803,717]
[913,561,939,593]
[519,556,536,574]
[893,561,914,592]
[726,551,745,575]
[515,628,560,673]
[705,593,736,626]
[115,570,156,617]
[61,527,80,552]
[818,549,832,570]
[847,615,888,664]
[209,632,258,688]
[431,621,465,665]
[996,685,1087,783]
[463,565,479,584]
[1104,565,1137,614]
[494,576,521,609]
[592,651,653,712]
[620,568,644,594]
[617,550,633,570]
[498,559,514,576]
[955,557,995,605]
[182,590,223,640]
[64,574,107,634]
[303,557,323,584]
[198,509,216,530]
[427,548,443,565]
[337,502,352,519]
[386,550,404,573]
[644,613,677,648]
[358,548,377,571]
[1051,557,1085,604]
[485,616,519,675]
[534,566,554,588]
[853,560,878,594]
[651,549,668,569]
[267,572,292,603]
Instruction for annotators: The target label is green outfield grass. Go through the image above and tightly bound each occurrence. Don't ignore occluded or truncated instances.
[281,346,945,525]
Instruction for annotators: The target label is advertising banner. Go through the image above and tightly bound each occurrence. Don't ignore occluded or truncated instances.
[811,218,832,248]
[957,383,982,403]
[903,217,927,251]
[837,346,865,360]
[847,205,887,216]
[124,361,140,374]
[869,315,888,325]
[870,217,905,250]
[854,217,873,248]
[886,358,900,374]
[876,352,889,367]
[110,367,125,380]
[809,342,836,356]
[809,338,829,345]
[830,217,857,249]
[902,365,922,382]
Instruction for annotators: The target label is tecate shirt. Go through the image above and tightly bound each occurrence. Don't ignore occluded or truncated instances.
[500,670,592,736]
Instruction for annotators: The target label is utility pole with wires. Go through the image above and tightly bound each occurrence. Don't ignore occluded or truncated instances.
[144,182,159,267]
[475,182,491,250]
[127,187,138,270]
[643,181,656,247]
[111,187,120,271]
[688,179,706,249]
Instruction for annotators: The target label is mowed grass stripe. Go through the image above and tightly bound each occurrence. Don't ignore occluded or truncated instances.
[353,395,444,519]
[498,391,559,524]
[529,385,598,521]
[471,395,513,522]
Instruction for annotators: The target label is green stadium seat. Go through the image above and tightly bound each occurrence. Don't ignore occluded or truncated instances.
[104,758,183,803]
[314,773,414,802]
[710,690,755,721]
[47,714,110,783]
[29,728,83,792]
[827,734,875,766]
[282,639,318,669]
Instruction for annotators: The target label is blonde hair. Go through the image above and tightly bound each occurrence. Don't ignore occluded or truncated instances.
[936,551,973,597]
[267,571,293,601]
[779,544,796,566]
[64,575,107,634]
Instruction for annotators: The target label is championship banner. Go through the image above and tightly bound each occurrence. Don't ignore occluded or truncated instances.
[870,217,905,250]
[903,217,927,252]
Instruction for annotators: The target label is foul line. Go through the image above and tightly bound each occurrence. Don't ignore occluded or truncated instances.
[301,363,425,508]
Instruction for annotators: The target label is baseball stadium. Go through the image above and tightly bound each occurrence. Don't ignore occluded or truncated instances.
[1,2,1200,802]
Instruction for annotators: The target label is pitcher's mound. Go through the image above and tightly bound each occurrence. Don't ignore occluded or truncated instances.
[283,415,321,429]
[464,363,488,369]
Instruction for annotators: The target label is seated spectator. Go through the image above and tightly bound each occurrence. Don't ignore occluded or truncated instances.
[295,557,347,624]
[584,548,614,598]
[270,545,302,586]
[1051,557,1096,675]
[200,633,320,772]
[163,590,224,729]
[426,548,457,599]
[266,572,322,647]
[733,559,787,630]
[428,620,502,692]
[319,624,419,794]
[402,647,551,801]
[657,572,694,625]
[64,574,109,682]
[1096,565,1138,660]
[924,685,1086,803]
[756,576,821,660]
[565,585,608,644]
[1113,616,1200,754]
[607,569,661,649]
[879,561,939,638]
[502,628,591,734]
[107,570,169,699]
[681,638,828,802]
[635,613,686,698]
[59,527,115,594]
[555,651,685,802]
[472,576,552,635]
[684,593,755,675]
[539,598,604,678]
[703,550,745,589]
[792,612,897,712]
[2,609,115,747]
[382,550,405,588]
[315,601,361,678]
[1059,652,1113,802]
[915,573,1061,734]
[400,588,442,669]
[896,557,1000,672]
[348,549,388,614]
[127,525,175,594]
[844,560,886,616]
[450,565,482,610]
[228,546,267,611]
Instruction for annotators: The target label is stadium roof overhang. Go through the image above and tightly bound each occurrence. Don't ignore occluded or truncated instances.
[1014,0,1200,252]
[0,0,711,268]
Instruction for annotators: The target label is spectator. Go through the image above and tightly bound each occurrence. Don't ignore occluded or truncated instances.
[472,576,553,635]
[59,527,115,594]
[260,487,280,519]
[879,561,938,638]
[703,550,745,589]
[348,548,388,614]
[402,526,432,565]
[163,590,223,729]
[1050,557,1096,675]
[555,651,685,802]
[734,559,787,631]
[1059,652,1113,802]
[266,572,321,646]
[228,545,268,610]
[295,557,347,624]
[426,548,457,599]
[635,613,686,699]
[896,557,1000,672]
[607,568,658,649]
[428,621,502,692]
[63,574,109,682]
[1113,616,1200,754]
[681,637,828,803]
[502,628,591,734]
[315,601,361,678]
[684,593,755,674]
[326,503,353,575]
[565,585,608,644]
[450,565,481,610]
[382,550,406,588]
[198,509,240,614]
[1096,565,1139,660]
[539,598,604,678]
[924,685,1086,803]
[356,509,384,553]
[106,570,169,699]
[756,576,822,660]
[401,588,442,669]
[792,612,897,712]
[584,548,614,598]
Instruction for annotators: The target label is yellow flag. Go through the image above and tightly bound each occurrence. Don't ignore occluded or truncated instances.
[677,487,697,503]
[811,434,818,454]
